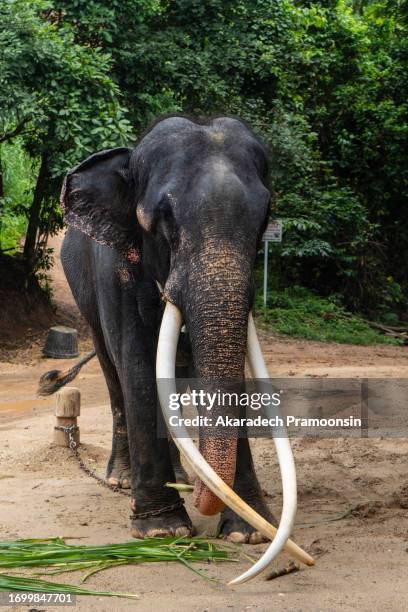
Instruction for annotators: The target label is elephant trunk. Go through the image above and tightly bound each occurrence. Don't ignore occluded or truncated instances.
[182,242,251,515]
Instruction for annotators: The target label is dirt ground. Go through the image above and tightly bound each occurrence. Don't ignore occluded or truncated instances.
[1,232,408,611]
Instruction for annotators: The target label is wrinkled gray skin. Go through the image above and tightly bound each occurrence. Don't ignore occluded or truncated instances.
[59,115,274,541]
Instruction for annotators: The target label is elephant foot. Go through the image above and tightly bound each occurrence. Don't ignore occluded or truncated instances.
[106,433,131,489]
[131,502,195,539]
[107,466,131,489]
[217,493,276,544]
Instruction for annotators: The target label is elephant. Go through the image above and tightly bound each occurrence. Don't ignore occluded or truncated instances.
[39,115,300,584]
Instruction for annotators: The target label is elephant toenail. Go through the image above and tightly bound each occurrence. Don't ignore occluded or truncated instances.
[226,531,249,544]
[249,531,264,544]
[175,526,192,537]
[145,528,170,538]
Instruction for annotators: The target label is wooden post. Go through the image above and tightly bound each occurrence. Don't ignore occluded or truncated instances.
[54,387,80,447]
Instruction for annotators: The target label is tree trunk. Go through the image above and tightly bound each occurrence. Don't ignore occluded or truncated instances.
[23,151,49,269]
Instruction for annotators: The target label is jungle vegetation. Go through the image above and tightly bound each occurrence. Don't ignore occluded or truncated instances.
[0,0,407,339]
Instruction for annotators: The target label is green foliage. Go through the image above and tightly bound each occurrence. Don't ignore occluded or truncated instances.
[0,0,132,267]
[0,0,132,167]
[0,141,37,251]
[256,287,400,345]
[0,0,406,324]
[54,0,407,315]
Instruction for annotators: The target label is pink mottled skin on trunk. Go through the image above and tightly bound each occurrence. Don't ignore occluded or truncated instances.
[193,437,238,515]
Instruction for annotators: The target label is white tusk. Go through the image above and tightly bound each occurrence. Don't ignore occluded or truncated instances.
[228,313,298,585]
[156,302,314,586]
[155,280,164,295]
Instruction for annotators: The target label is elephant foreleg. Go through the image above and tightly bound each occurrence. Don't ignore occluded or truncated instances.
[118,347,193,538]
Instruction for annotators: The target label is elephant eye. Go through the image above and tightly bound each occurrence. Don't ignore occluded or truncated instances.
[156,195,177,243]
[157,193,176,223]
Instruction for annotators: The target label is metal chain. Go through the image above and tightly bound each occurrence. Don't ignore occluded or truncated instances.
[130,500,185,520]
[55,425,186,519]
[55,424,131,497]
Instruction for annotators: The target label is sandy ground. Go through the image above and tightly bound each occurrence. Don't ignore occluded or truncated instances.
[1,233,408,611]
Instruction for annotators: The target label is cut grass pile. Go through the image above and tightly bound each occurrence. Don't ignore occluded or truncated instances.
[0,537,235,598]
[0,573,138,599]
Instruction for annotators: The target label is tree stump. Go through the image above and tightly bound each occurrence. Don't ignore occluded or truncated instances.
[54,387,80,447]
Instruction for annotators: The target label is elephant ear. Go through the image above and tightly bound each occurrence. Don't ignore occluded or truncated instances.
[61,147,141,263]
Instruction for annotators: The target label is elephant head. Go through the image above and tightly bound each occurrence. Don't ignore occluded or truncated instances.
[61,115,303,583]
